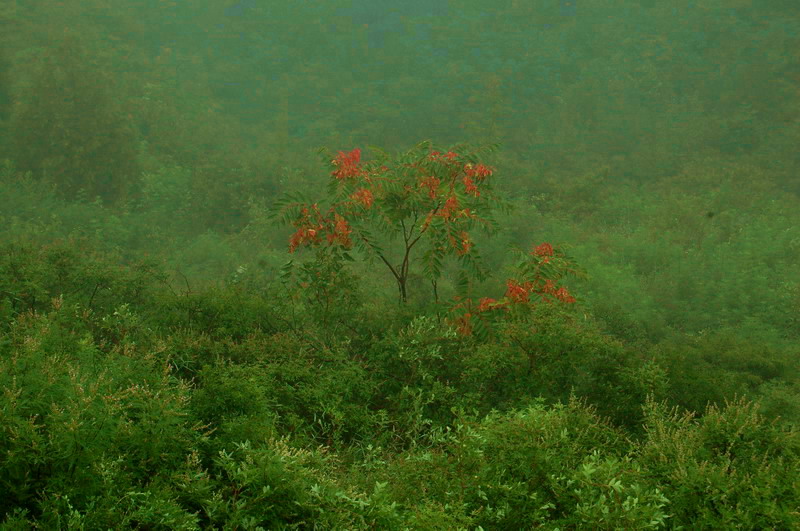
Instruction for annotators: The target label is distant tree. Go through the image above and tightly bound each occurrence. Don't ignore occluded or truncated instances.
[11,34,140,203]
[276,141,501,303]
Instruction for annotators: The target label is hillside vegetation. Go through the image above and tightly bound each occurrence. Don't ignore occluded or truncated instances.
[1,1,798,528]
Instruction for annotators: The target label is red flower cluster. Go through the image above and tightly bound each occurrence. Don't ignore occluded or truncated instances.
[288,205,352,253]
[419,175,441,199]
[438,195,459,220]
[504,277,576,305]
[288,225,323,252]
[454,231,472,256]
[505,279,536,303]
[462,176,479,197]
[331,148,364,180]
[533,242,554,257]
[464,163,493,180]
[350,188,374,208]
[429,150,459,162]
[477,297,498,312]
[328,214,352,246]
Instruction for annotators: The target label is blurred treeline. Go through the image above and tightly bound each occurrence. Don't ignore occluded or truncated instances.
[0,0,799,528]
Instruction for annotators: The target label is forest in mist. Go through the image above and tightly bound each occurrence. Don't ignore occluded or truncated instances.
[0,1,798,528]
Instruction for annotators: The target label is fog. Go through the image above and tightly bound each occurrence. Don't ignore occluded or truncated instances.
[1,1,798,527]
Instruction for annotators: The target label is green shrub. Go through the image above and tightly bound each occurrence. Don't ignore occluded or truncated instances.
[202,440,402,529]
[651,329,798,417]
[0,238,163,328]
[0,307,200,522]
[638,398,800,528]
[383,399,631,529]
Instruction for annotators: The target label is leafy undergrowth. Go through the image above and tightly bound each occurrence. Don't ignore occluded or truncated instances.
[1,238,797,529]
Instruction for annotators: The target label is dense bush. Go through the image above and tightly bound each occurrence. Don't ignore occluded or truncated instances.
[0,225,796,528]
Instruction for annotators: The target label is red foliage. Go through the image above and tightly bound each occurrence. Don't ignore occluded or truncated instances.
[438,195,459,220]
[288,205,352,253]
[505,279,535,303]
[462,176,480,197]
[533,242,554,257]
[455,312,472,336]
[331,148,364,180]
[554,286,576,303]
[428,150,459,163]
[464,163,493,180]
[454,231,472,256]
[350,188,374,208]
[477,297,499,312]
[419,175,441,199]
[289,226,323,252]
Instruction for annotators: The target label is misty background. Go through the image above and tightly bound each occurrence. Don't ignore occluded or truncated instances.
[2,0,797,339]
[1,1,800,528]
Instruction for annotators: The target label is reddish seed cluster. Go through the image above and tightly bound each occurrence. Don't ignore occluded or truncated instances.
[289,225,323,252]
[532,242,555,264]
[503,276,576,305]
[455,277,576,336]
[331,148,364,180]
[428,150,459,162]
[477,297,498,312]
[553,287,576,303]
[464,163,493,180]
[540,278,576,303]
[505,279,535,303]
[452,231,472,256]
[288,205,352,253]
[453,241,577,335]
[462,176,479,197]
[533,242,554,257]
[350,188,374,208]
[328,214,352,246]
[419,175,441,199]
[417,152,495,205]
[438,195,459,220]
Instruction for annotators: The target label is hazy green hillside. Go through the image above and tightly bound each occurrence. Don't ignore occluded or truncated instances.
[0,1,798,528]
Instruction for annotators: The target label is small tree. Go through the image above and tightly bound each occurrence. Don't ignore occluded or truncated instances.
[275,141,502,303]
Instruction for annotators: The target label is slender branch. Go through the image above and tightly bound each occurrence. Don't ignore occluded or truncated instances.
[176,269,192,296]
[361,234,400,282]
[87,283,101,309]
[407,204,436,252]
[403,211,419,244]
[401,246,410,282]
[407,233,425,253]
